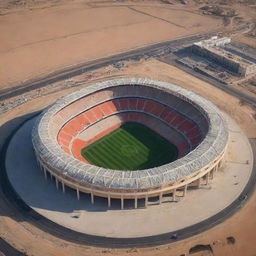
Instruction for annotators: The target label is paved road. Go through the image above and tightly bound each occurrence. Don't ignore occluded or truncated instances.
[1,23,254,109]
[0,31,235,101]
[0,238,26,256]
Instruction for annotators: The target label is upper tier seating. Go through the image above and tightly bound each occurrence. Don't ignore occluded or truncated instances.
[56,96,204,162]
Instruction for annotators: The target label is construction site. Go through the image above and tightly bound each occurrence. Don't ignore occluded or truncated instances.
[167,36,256,86]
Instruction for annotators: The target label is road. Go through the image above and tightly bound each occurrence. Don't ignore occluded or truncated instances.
[0,33,213,100]
[1,23,254,109]
[0,238,25,256]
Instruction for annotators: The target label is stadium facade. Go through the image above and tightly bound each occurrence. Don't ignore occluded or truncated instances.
[32,78,228,209]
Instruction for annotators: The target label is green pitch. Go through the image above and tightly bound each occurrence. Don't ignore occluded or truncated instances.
[81,122,178,170]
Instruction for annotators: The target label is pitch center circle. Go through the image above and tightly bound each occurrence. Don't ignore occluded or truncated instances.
[120,144,138,157]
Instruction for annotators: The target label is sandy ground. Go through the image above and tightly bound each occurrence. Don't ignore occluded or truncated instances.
[0,58,256,256]
[0,0,226,90]
[233,33,256,48]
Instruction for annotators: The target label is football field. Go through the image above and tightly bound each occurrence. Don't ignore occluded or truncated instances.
[81,122,178,170]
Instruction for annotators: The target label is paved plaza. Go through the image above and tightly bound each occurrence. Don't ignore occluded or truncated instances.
[5,113,253,238]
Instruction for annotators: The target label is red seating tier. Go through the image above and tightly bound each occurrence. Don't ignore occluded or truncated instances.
[160,107,172,120]
[99,102,115,116]
[178,120,195,133]
[151,103,165,116]
[58,131,72,143]
[186,126,201,139]
[91,106,104,120]
[68,117,85,131]
[71,123,122,162]
[136,99,146,111]
[85,109,98,123]
[118,99,129,110]
[58,139,70,147]
[72,139,88,163]
[144,100,156,113]
[129,98,137,110]
[107,101,118,113]
[170,115,185,127]
[57,97,202,161]
[61,125,78,137]
[165,110,177,123]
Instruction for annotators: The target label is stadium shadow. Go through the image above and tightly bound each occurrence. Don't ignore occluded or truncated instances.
[0,111,43,221]
[1,113,152,214]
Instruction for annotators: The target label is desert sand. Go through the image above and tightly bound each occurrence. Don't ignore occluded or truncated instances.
[0,0,225,89]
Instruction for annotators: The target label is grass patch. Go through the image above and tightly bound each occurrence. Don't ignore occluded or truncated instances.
[81,122,178,170]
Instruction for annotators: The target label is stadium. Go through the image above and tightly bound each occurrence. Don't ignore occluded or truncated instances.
[32,78,228,209]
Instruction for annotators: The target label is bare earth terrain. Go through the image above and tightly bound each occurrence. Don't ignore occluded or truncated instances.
[0,0,226,89]
[0,0,256,256]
